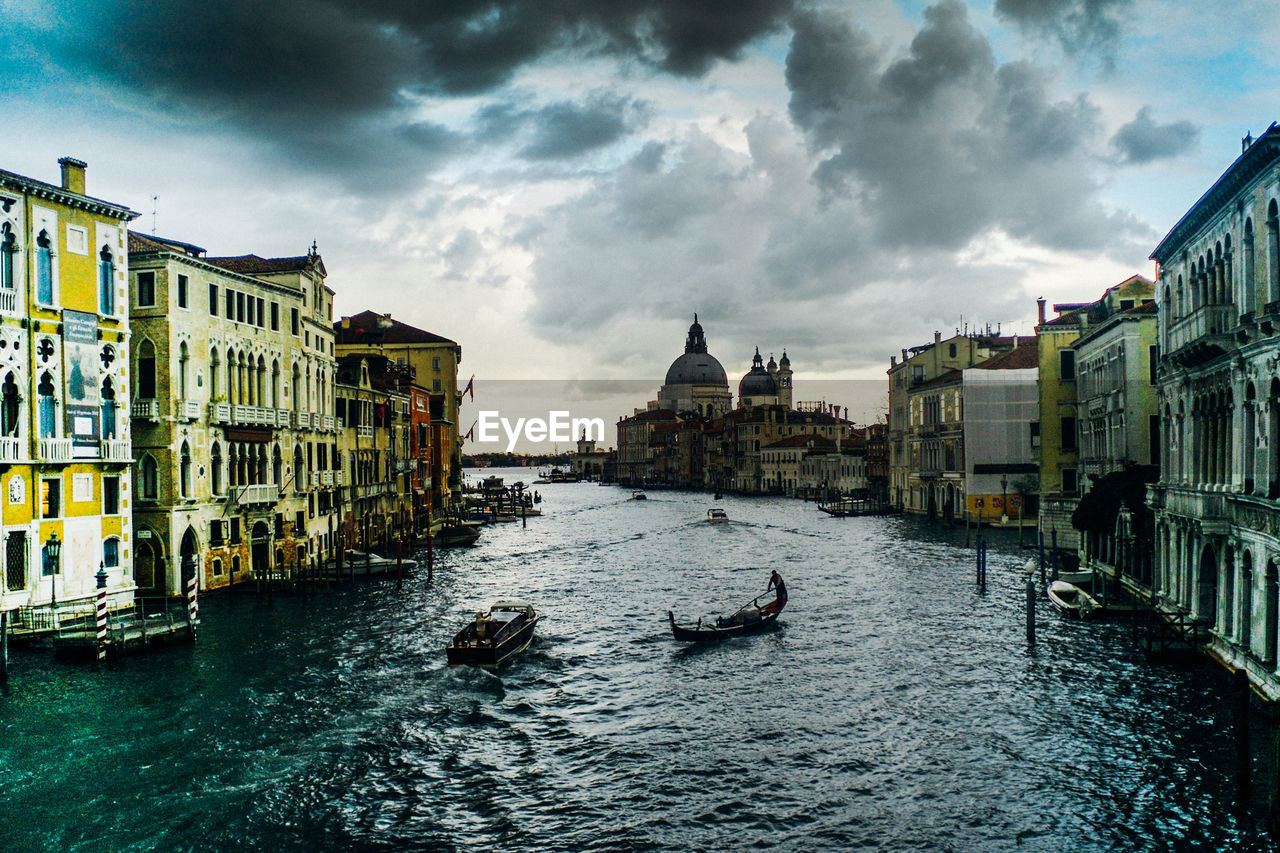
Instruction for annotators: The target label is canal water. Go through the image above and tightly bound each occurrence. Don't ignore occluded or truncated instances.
[2,468,1277,851]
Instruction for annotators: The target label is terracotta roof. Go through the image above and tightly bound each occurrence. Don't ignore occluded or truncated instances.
[762,434,837,451]
[972,341,1039,370]
[205,254,319,275]
[620,407,677,424]
[335,310,457,346]
[913,368,963,391]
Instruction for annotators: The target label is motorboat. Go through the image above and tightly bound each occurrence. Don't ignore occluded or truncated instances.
[1047,580,1102,619]
[705,508,728,523]
[446,601,542,667]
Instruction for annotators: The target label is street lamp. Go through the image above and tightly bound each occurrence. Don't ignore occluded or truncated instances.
[44,531,61,612]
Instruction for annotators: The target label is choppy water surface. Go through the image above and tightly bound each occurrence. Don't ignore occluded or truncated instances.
[2,468,1277,851]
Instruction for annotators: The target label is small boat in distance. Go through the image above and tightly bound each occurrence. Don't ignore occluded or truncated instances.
[446,601,542,668]
[631,490,647,500]
[705,508,728,523]
[1047,580,1101,619]
[669,572,787,642]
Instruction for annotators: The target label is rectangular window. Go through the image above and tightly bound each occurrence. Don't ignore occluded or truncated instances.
[245,295,254,326]
[41,478,61,518]
[1060,350,1076,382]
[296,510,306,533]
[1062,468,1078,495]
[236,291,245,323]
[137,271,156,307]
[1029,421,1041,448]
[1119,299,1134,310]
[103,476,120,514]
[209,282,218,316]
[177,274,189,308]
[433,379,441,393]
[1060,416,1077,451]
[432,357,441,371]
[211,520,224,546]
[291,307,300,336]
[226,288,235,319]
[103,538,119,568]
[230,518,241,545]
[256,297,265,327]
[270,302,279,331]
[1149,345,1159,385]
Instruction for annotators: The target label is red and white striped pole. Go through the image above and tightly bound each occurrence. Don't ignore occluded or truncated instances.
[185,569,199,638]
[95,563,108,663]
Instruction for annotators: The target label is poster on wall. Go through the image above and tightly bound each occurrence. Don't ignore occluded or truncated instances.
[62,310,100,458]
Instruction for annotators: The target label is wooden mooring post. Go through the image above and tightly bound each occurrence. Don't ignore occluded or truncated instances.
[1025,577,1036,646]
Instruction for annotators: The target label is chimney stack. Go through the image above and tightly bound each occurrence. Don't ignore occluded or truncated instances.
[934,330,941,344]
[58,157,87,195]
[1036,298,1046,326]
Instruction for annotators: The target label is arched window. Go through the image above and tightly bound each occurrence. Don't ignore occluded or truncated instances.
[37,372,56,438]
[1244,219,1256,312]
[209,349,220,401]
[225,347,235,403]
[272,444,282,485]
[35,230,52,304]
[294,444,305,485]
[292,363,301,412]
[179,441,192,498]
[211,442,223,495]
[99,245,115,315]
[103,537,120,569]
[1268,200,1280,304]
[1,372,20,437]
[101,377,117,440]
[178,342,189,399]
[0,223,16,293]
[136,340,156,400]
[140,455,158,499]
[257,355,266,407]
[271,359,280,408]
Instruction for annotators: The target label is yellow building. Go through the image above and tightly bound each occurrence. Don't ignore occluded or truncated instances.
[334,311,463,511]
[1034,275,1154,549]
[0,158,138,619]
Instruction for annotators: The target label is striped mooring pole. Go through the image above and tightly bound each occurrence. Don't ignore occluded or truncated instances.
[95,563,108,664]
[185,570,199,638]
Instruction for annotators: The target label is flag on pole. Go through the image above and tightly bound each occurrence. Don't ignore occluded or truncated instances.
[463,375,475,400]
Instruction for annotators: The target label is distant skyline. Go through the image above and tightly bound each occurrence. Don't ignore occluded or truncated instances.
[5,0,1277,384]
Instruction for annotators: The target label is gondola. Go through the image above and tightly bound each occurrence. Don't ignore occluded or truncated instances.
[668,585,786,642]
[446,600,542,667]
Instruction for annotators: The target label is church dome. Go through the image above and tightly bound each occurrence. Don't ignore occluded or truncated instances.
[738,347,778,398]
[664,314,728,386]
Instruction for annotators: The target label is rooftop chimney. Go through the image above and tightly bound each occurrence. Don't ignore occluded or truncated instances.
[58,157,87,196]
[1037,298,1046,326]
[934,330,941,344]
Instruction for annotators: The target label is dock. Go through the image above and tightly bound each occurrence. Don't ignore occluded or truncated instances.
[48,598,196,660]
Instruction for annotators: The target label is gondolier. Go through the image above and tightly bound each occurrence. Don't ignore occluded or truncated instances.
[764,571,787,614]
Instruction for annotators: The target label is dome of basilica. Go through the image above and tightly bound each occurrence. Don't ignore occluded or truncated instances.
[664,315,728,387]
[738,347,777,398]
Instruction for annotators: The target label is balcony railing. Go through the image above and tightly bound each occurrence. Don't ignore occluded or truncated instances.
[178,400,201,421]
[276,409,292,428]
[321,470,334,486]
[357,425,374,439]
[131,399,159,420]
[236,483,279,505]
[323,415,335,432]
[295,412,313,430]
[0,436,21,462]
[1167,304,1236,355]
[99,439,131,462]
[209,402,232,424]
[333,469,345,485]
[38,437,73,463]
[0,288,17,316]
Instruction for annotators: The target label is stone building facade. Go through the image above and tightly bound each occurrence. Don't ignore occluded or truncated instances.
[1148,124,1280,697]
[0,158,138,615]
[128,234,339,592]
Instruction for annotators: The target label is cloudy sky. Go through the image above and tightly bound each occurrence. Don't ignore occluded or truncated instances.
[4,0,1278,408]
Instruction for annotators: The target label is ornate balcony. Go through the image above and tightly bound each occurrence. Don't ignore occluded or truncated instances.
[333,469,345,485]
[236,483,279,505]
[99,439,131,462]
[321,470,334,486]
[323,415,335,432]
[295,412,313,430]
[276,409,292,428]
[0,288,17,316]
[131,399,159,421]
[1166,304,1237,367]
[178,400,201,421]
[0,436,21,462]
[357,425,374,439]
[38,437,73,463]
[209,402,233,425]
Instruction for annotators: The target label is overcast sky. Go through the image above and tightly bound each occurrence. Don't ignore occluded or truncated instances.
[5,0,1277,399]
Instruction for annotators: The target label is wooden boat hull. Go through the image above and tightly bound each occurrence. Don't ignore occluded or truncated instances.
[434,522,482,547]
[668,598,785,642]
[446,604,541,668]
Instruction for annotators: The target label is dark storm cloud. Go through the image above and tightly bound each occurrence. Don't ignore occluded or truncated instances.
[476,94,651,161]
[786,1,1151,254]
[993,0,1133,56]
[1111,107,1199,165]
[22,0,795,182]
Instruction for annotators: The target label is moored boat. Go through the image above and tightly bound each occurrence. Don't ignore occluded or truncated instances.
[446,600,542,668]
[631,490,647,500]
[433,520,483,547]
[1047,580,1102,619]
[705,508,728,523]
